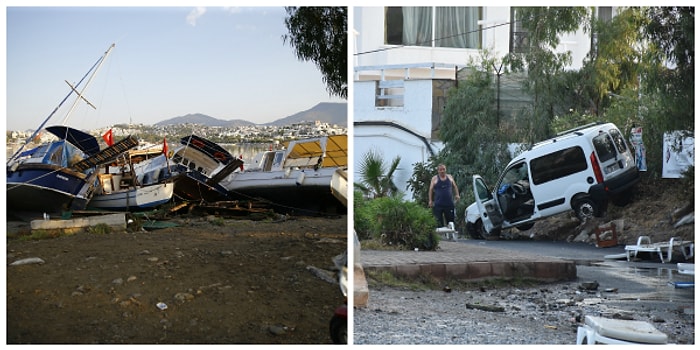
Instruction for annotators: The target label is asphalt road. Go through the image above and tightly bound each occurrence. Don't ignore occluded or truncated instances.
[459,239,626,263]
[458,239,695,304]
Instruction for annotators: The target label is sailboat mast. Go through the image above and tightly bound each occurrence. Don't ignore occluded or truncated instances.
[8,43,117,164]
[61,43,116,125]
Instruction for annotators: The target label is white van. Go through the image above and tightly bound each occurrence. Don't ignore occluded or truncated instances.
[465,122,640,239]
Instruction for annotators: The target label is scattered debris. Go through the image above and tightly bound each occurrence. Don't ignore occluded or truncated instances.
[306,265,337,284]
[268,325,287,336]
[465,303,505,312]
[578,281,599,291]
[9,257,45,266]
[174,292,195,303]
[670,204,693,223]
[594,221,619,248]
[673,212,694,228]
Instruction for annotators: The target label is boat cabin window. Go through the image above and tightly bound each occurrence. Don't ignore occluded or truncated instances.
[272,151,284,169]
[262,152,274,172]
[49,144,65,164]
[189,162,196,170]
[23,143,52,164]
[172,154,183,164]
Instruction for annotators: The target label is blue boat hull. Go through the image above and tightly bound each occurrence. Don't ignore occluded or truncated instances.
[7,165,92,213]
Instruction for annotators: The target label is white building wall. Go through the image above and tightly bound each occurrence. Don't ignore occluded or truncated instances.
[354,79,440,201]
[477,7,512,57]
[354,80,434,137]
[354,125,436,201]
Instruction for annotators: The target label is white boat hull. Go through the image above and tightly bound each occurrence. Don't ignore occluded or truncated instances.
[221,167,346,214]
[88,182,174,211]
[223,167,337,192]
[219,135,348,214]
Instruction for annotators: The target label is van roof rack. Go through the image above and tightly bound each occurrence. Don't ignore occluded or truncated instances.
[555,122,603,137]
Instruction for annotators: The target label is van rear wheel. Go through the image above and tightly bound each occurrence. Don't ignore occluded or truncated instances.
[573,198,599,221]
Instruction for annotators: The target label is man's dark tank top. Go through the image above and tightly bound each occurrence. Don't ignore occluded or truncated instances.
[434,176,453,207]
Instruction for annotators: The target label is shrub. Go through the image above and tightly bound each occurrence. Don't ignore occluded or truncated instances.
[87,223,112,234]
[354,190,379,240]
[359,196,439,250]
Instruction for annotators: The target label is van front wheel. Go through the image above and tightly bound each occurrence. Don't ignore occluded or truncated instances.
[573,198,599,221]
[466,220,486,239]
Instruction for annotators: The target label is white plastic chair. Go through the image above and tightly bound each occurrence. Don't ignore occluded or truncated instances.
[576,315,668,345]
[436,222,458,241]
[624,236,694,263]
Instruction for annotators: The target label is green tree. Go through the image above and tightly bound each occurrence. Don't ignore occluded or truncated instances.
[599,7,694,177]
[642,7,694,132]
[505,7,588,142]
[598,9,646,93]
[549,7,649,133]
[439,54,512,199]
[283,7,347,99]
[635,7,694,177]
[355,149,401,199]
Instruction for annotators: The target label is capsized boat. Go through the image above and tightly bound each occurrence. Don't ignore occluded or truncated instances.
[7,126,102,213]
[88,141,174,211]
[221,134,348,214]
[167,134,243,202]
[6,44,116,214]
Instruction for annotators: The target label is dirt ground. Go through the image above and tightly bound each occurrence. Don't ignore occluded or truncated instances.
[5,213,348,344]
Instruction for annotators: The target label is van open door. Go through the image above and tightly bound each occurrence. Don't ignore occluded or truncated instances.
[472,175,504,234]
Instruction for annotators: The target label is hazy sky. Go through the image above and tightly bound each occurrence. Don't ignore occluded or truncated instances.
[4,5,345,131]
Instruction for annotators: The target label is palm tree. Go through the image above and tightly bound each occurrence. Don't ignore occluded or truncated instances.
[355,149,401,198]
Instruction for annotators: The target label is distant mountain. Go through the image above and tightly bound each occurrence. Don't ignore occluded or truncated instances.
[154,114,254,127]
[263,102,347,127]
[155,102,347,127]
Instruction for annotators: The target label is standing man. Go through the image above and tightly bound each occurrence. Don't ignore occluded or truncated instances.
[429,164,460,228]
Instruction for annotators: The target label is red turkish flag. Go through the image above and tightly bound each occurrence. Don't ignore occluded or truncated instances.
[102,129,114,147]
[162,137,168,155]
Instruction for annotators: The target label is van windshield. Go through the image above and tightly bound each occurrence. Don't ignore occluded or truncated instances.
[593,133,617,162]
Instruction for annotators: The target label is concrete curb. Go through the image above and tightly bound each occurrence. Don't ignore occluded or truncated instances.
[364,261,577,282]
[360,241,578,282]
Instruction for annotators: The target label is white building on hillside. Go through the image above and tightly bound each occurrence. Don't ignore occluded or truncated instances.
[353,6,615,200]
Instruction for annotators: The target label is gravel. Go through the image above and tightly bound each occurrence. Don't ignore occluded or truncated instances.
[352,265,695,345]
